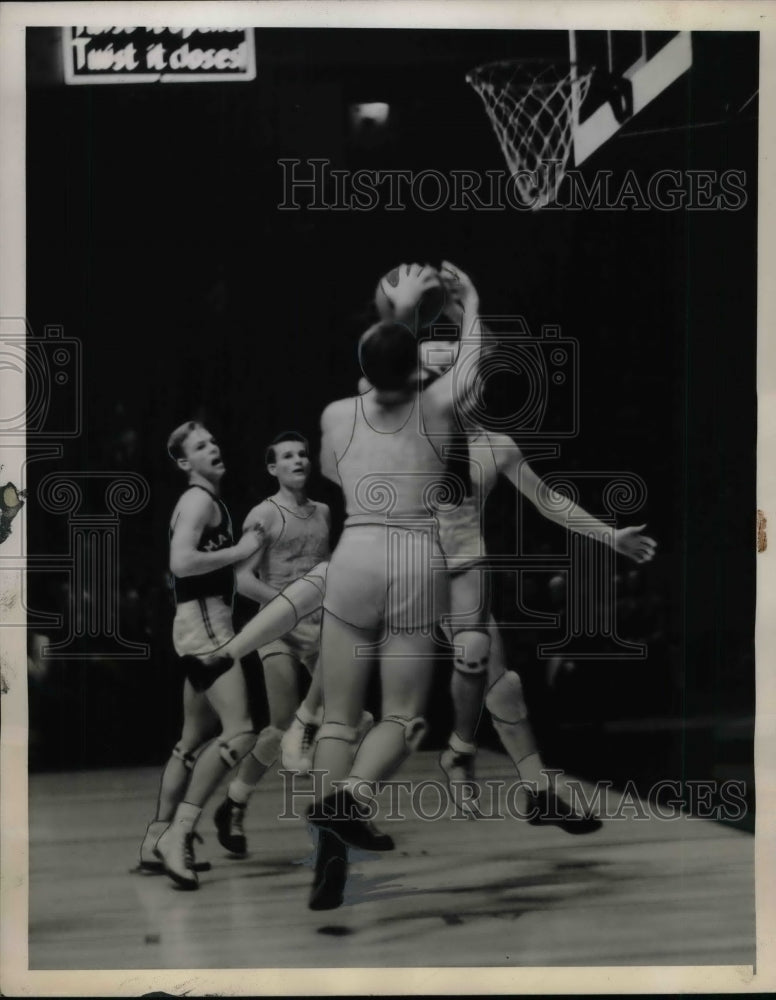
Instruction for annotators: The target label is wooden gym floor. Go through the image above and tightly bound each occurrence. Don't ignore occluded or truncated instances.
[28,750,754,970]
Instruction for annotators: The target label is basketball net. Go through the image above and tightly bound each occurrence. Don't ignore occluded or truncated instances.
[466,60,594,210]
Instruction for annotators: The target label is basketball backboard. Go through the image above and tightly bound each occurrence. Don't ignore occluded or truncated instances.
[570,30,693,165]
[466,30,694,209]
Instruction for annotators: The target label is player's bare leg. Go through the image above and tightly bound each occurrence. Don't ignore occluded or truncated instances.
[483,629,602,834]
[280,657,323,772]
[305,612,373,910]
[216,652,300,855]
[309,612,374,803]
[156,684,219,822]
[137,681,218,874]
[441,567,489,815]
[215,563,328,663]
[282,658,373,774]
[155,663,256,887]
[450,668,486,747]
[309,628,435,856]
[350,633,435,786]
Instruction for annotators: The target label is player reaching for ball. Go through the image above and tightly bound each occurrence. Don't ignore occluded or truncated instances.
[305,261,482,910]
[374,262,450,333]
[136,422,263,890]
[426,382,657,825]
[375,274,656,827]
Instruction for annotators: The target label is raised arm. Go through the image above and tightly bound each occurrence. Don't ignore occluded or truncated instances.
[423,261,483,418]
[169,490,262,578]
[234,501,282,605]
[492,434,658,564]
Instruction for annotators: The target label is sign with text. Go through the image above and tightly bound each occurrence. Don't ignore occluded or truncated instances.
[62,27,256,84]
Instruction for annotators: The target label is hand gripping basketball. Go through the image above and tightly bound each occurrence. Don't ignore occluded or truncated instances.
[375,262,447,331]
[439,260,479,316]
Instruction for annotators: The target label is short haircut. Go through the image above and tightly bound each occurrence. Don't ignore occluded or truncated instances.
[167,420,203,463]
[358,321,418,391]
[265,431,309,467]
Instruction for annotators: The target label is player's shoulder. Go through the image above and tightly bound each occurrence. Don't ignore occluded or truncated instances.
[311,499,331,518]
[321,396,356,426]
[243,497,280,529]
[175,485,217,518]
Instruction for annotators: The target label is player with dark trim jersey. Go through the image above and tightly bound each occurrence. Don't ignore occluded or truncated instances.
[172,484,234,604]
[136,421,262,891]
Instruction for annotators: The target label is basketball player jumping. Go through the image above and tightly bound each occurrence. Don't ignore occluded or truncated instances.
[137,422,262,890]
[305,261,482,910]
[431,408,657,826]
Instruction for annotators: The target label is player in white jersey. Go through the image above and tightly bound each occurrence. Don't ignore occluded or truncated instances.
[213,432,331,855]
[423,345,657,828]
[305,261,483,910]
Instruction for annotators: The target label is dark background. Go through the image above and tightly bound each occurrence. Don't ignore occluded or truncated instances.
[25,29,757,822]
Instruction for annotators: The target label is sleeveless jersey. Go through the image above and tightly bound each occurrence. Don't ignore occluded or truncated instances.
[172,486,234,605]
[437,430,499,567]
[255,498,330,593]
[336,395,446,523]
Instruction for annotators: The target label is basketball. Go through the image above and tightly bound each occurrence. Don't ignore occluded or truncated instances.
[375,265,449,332]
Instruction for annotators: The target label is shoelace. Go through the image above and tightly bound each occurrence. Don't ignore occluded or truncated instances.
[230,804,245,835]
[183,832,198,871]
[449,752,475,779]
[300,723,318,755]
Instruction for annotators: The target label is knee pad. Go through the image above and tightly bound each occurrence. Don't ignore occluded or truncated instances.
[218,730,258,768]
[249,725,283,767]
[316,721,360,746]
[484,671,528,725]
[383,715,428,752]
[452,629,491,676]
[171,743,199,771]
[281,561,328,623]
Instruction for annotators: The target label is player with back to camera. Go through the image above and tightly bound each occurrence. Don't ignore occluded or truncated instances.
[137,422,263,890]
[305,261,483,910]
[212,432,373,856]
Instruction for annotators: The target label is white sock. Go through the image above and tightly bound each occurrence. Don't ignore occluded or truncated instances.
[228,778,255,805]
[516,752,550,789]
[342,776,376,802]
[173,801,202,833]
[296,702,317,726]
[449,732,477,756]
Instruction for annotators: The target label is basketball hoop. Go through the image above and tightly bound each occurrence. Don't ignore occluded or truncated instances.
[466,59,594,210]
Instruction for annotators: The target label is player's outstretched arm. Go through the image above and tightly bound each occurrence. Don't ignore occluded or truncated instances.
[234,501,282,605]
[424,261,483,416]
[492,434,658,565]
[169,489,262,578]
